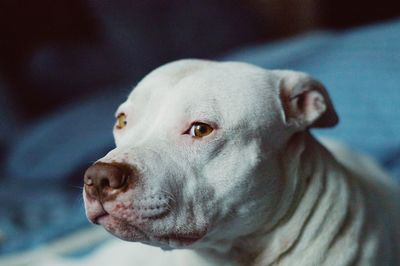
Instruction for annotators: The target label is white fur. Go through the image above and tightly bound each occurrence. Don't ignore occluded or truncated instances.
[42,60,400,266]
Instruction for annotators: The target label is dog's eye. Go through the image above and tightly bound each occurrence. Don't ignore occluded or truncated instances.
[189,122,213,138]
[116,113,127,129]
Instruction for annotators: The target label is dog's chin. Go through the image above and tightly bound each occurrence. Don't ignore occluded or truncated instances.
[97,214,148,242]
[97,214,206,249]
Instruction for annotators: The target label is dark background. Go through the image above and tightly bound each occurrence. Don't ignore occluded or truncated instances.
[0,0,399,257]
[0,0,399,122]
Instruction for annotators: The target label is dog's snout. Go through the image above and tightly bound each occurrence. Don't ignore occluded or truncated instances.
[84,162,136,200]
[84,163,127,189]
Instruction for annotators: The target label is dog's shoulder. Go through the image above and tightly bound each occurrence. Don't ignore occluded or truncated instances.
[318,137,397,188]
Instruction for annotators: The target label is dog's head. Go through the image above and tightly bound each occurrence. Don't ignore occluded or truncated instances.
[83,59,337,250]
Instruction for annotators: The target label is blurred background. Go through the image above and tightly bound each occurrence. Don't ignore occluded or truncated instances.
[0,0,399,265]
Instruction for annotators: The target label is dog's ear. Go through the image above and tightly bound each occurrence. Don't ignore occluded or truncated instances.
[276,71,338,129]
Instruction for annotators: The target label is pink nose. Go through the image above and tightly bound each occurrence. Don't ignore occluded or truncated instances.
[84,162,135,201]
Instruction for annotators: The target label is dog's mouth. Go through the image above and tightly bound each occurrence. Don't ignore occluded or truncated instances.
[92,211,206,247]
[96,213,150,241]
[92,212,109,225]
[154,233,206,246]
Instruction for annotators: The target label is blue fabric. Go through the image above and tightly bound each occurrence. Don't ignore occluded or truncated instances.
[1,89,126,254]
[4,89,127,180]
[222,19,400,179]
[1,19,399,255]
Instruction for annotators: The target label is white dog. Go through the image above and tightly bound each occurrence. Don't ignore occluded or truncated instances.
[82,59,400,266]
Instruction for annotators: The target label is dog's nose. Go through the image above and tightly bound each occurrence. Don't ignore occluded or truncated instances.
[84,162,134,200]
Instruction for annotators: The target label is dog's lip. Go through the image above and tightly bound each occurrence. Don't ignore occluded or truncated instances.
[91,212,109,225]
[155,232,205,245]
[91,213,206,246]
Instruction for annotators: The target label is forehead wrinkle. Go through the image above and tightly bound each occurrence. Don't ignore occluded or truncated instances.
[180,98,222,124]
[132,101,173,146]
[117,92,173,148]
[127,66,208,120]
[170,72,264,132]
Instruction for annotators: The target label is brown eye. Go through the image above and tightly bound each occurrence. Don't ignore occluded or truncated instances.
[116,113,127,129]
[189,122,213,138]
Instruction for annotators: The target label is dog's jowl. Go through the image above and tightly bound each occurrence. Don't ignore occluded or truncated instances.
[83,59,400,266]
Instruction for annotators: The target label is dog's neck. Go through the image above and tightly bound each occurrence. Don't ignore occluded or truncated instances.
[195,132,367,266]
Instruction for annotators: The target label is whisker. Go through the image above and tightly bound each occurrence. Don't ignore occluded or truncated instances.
[161,190,177,204]
[69,185,84,190]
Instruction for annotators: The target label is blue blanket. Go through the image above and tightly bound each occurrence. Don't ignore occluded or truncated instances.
[1,19,399,255]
